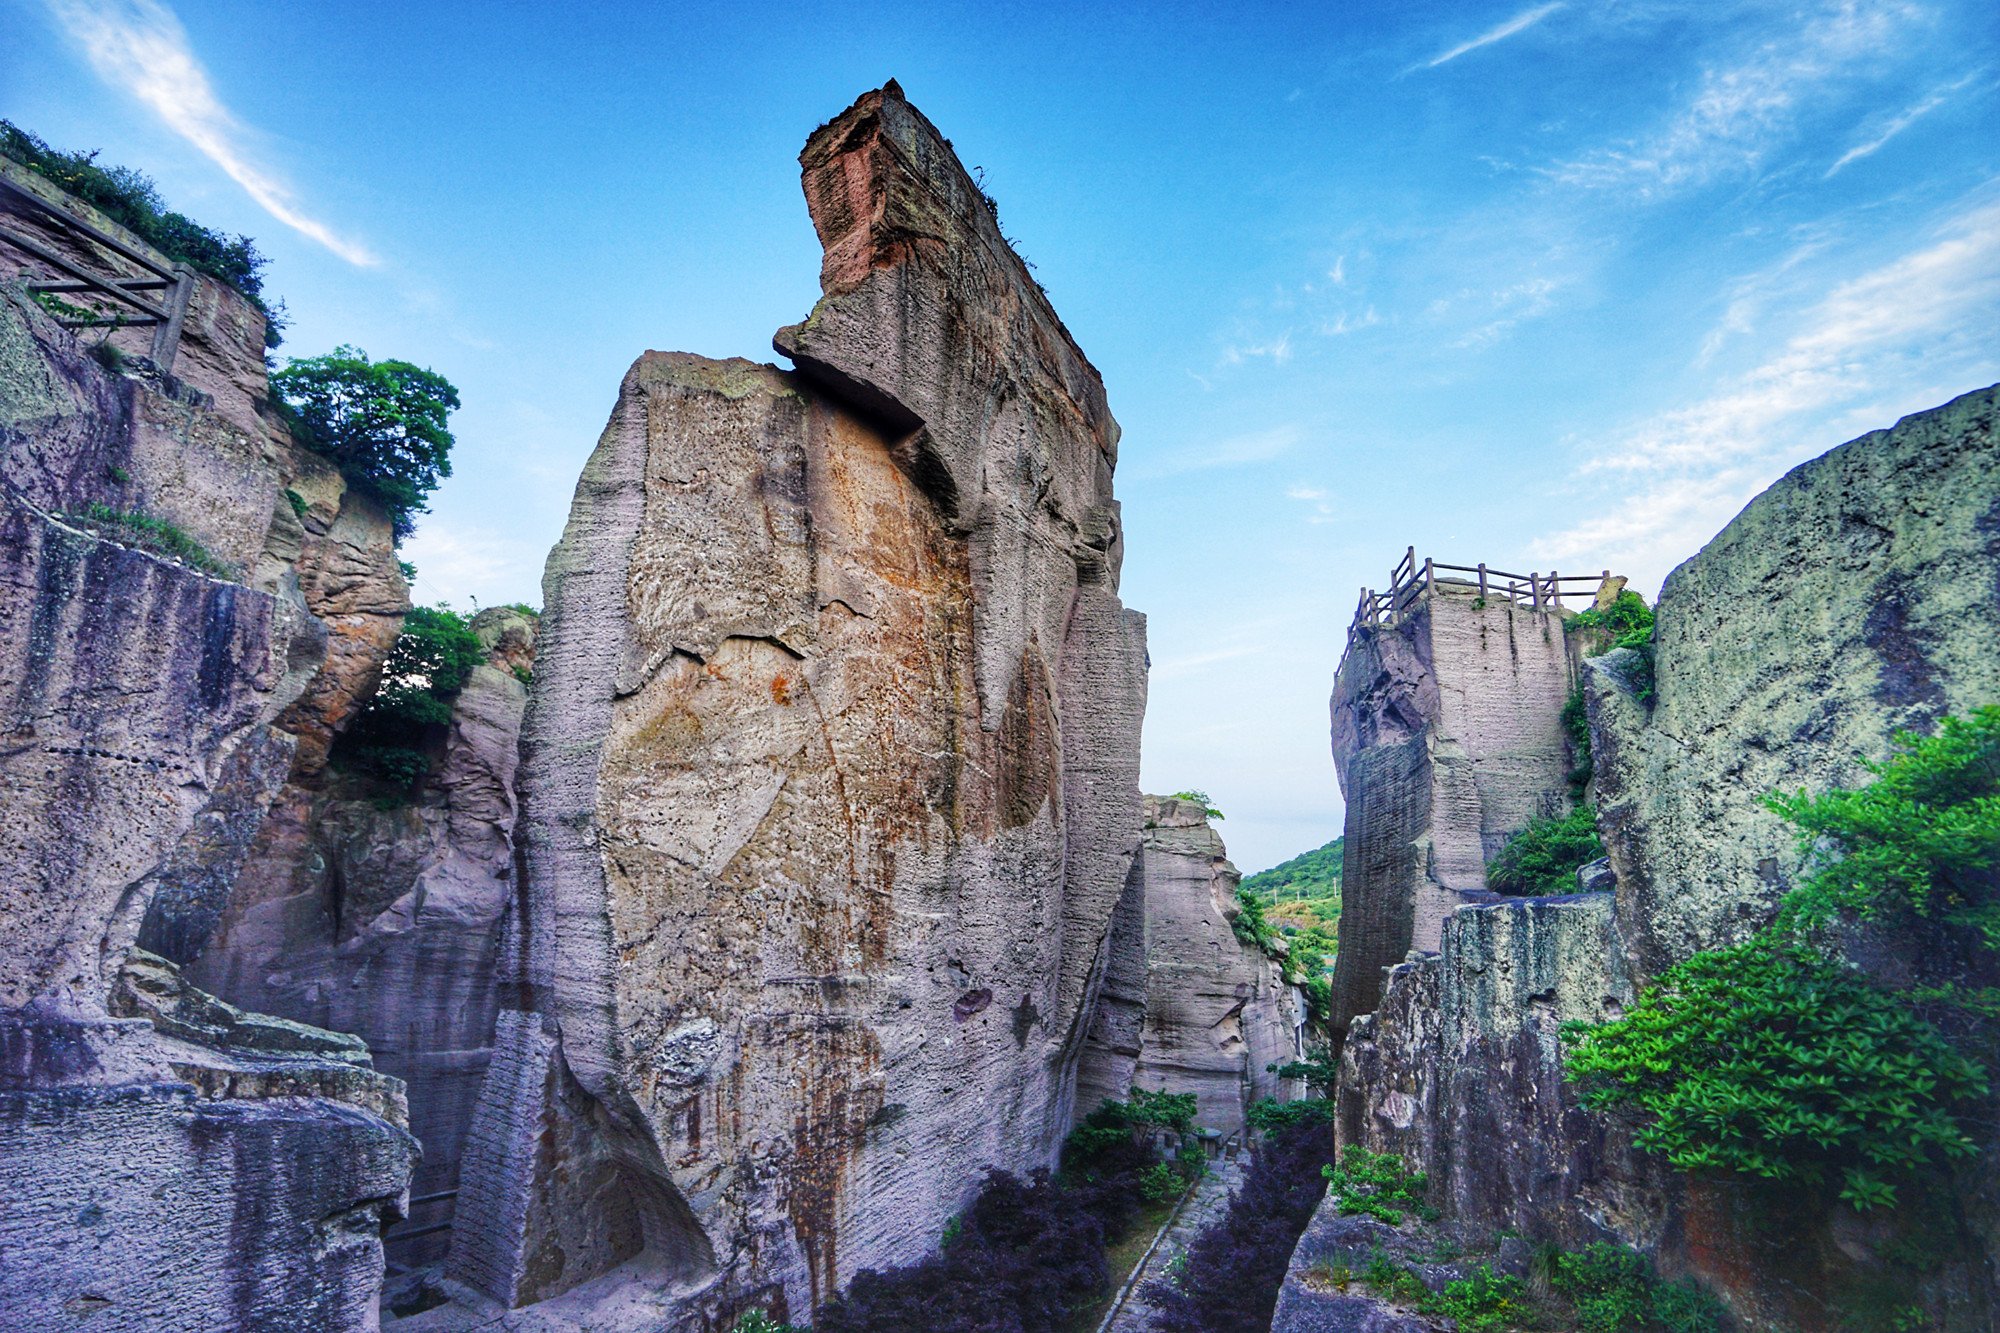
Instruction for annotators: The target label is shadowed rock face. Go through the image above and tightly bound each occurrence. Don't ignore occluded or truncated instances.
[179,606,537,1270]
[449,84,1146,1326]
[1077,794,1303,1135]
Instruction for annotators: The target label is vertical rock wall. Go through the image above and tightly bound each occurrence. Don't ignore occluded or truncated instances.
[0,212,414,1331]
[1077,795,1303,1135]
[448,84,1147,1327]
[1325,584,1576,1037]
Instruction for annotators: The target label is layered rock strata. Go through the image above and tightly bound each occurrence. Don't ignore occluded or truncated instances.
[1077,794,1304,1135]
[178,605,537,1270]
[1286,386,2000,1332]
[0,173,413,1330]
[1325,580,1579,1037]
[447,83,1146,1327]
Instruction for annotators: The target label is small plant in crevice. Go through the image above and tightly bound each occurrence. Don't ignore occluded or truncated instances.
[1487,805,1606,896]
[1570,589,1657,704]
[1565,707,2000,1213]
[71,502,232,578]
[1321,1146,1436,1225]
[730,1313,803,1333]
[1171,788,1224,820]
[331,605,485,802]
[1246,1095,1333,1134]
[1563,682,1594,793]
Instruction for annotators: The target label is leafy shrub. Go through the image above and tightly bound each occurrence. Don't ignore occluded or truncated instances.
[1541,1242,1723,1333]
[1246,1096,1333,1134]
[1321,1146,1435,1225]
[1487,805,1606,895]
[271,346,459,541]
[1171,789,1224,819]
[1766,707,2000,947]
[812,1169,1118,1333]
[74,502,232,577]
[1152,1113,1337,1332]
[1,120,283,345]
[1140,1161,1187,1204]
[333,606,485,797]
[1427,1263,1530,1332]
[1566,708,2000,1210]
[1272,1050,1341,1098]
[1571,589,1657,703]
[1231,885,1278,952]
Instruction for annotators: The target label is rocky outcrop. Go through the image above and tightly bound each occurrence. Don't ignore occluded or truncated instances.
[1288,386,2000,1332]
[442,84,1145,1328]
[178,605,536,1270]
[0,171,413,1331]
[1078,794,1303,1135]
[1325,579,1580,1037]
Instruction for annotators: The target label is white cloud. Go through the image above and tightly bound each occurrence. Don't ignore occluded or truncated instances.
[400,519,543,610]
[1285,485,1327,501]
[1825,71,1983,177]
[1451,277,1560,348]
[1221,331,1294,365]
[1537,195,2000,582]
[46,0,377,266]
[1319,307,1381,336]
[1543,1,1918,199]
[1417,2,1565,71]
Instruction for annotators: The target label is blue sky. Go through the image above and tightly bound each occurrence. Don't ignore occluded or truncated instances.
[6,0,1996,872]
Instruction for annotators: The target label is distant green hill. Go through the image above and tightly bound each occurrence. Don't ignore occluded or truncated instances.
[1242,836,1343,903]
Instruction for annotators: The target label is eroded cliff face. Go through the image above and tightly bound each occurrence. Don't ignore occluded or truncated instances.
[1286,385,2000,1333]
[446,84,1146,1327]
[1078,794,1303,1135]
[177,605,536,1272]
[1325,584,1578,1038]
[0,172,414,1331]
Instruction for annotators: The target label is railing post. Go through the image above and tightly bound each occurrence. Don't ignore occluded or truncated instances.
[1550,568,1561,610]
[1477,562,1487,600]
[1423,557,1434,596]
[1532,572,1544,611]
[149,263,192,374]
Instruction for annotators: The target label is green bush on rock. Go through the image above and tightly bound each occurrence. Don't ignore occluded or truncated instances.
[332,605,485,799]
[1487,805,1606,895]
[271,346,459,541]
[1565,707,2000,1211]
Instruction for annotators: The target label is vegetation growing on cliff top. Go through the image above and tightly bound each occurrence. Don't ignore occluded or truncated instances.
[0,120,284,346]
[1487,805,1606,895]
[271,347,459,541]
[1566,707,2000,1212]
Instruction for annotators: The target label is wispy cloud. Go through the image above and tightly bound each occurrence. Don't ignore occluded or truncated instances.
[1543,1,1917,200]
[1417,2,1565,71]
[1536,194,2000,581]
[46,0,377,266]
[1825,71,1983,177]
[1221,331,1294,365]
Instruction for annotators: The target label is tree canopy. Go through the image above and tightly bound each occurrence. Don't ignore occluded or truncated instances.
[272,346,459,540]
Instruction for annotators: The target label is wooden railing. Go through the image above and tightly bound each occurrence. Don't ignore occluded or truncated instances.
[1349,547,1612,644]
[0,174,194,374]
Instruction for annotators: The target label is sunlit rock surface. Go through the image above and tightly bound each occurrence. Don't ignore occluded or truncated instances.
[445,83,1146,1327]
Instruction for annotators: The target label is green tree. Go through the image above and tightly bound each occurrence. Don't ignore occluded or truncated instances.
[334,606,485,795]
[272,346,459,540]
